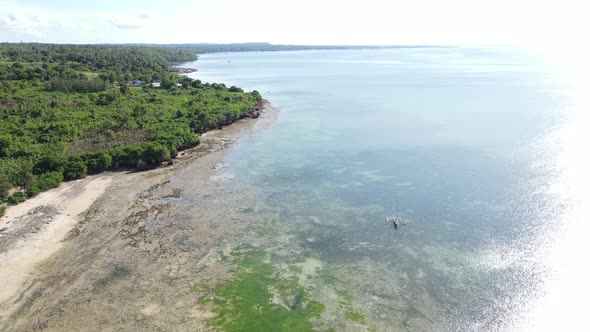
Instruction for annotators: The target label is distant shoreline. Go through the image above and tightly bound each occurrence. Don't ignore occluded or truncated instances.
[172,67,198,74]
[128,42,459,55]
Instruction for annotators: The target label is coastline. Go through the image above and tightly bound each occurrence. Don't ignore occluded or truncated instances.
[0,101,277,330]
[172,67,198,74]
[0,174,113,304]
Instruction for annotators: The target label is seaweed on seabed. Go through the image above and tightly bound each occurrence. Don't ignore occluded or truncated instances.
[201,247,325,331]
[290,291,304,310]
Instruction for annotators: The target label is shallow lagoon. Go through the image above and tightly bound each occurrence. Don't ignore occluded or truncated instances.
[181,47,589,330]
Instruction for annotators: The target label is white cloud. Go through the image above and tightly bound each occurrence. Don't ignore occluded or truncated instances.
[135,10,155,20]
[0,13,47,36]
[98,11,158,29]
[57,18,74,29]
[1,0,589,45]
[0,10,84,37]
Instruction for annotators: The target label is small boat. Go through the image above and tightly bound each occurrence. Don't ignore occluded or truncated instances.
[386,216,399,228]
[386,214,408,229]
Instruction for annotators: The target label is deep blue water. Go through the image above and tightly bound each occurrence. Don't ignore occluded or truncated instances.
[182,47,589,330]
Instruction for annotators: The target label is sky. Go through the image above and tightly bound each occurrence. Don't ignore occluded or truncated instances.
[0,0,588,46]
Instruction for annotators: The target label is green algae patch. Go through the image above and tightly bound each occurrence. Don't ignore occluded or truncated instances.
[240,207,255,214]
[203,247,325,331]
[190,284,209,293]
[327,276,370,327]
[245,218,280,237]
[319,268,342,286]
[344,307,366,324]
[334,288,366,323]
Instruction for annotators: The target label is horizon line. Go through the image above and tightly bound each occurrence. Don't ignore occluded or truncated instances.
[0,41,522,48]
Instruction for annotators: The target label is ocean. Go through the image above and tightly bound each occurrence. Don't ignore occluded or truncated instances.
[180,47,589,331]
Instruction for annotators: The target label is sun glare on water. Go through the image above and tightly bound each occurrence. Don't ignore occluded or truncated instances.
[509,47,590,330]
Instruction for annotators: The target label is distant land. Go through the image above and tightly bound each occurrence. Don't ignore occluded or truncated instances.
[125,42,447,54]
[0,42,452,55]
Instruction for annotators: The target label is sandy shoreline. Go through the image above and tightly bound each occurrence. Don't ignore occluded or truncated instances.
[0,175,113,305]
[0,101,277,330]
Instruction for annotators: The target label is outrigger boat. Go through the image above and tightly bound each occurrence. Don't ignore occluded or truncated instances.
[386,214,408,229]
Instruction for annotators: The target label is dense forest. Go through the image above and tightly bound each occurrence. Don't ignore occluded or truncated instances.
[0,43,262,214]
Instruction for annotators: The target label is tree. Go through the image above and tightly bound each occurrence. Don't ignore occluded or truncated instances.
[0,134,12,158]
[141,143,170,167]
[63,157,87,180]
[0,175,11,202]
[252,90,262,101]
[16,160,34,192]
[161,76,176,89]
[84,152,112,173]
[120,84,129,95]
[95,91,119,106]
[28,171,63,196]
[191,79,204,89]
[34,152,67,174]
[180,77,193,88]
[9,192,27,204]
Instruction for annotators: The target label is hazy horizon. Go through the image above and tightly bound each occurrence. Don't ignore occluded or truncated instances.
[0,41,515,47]
[1,0,587,48]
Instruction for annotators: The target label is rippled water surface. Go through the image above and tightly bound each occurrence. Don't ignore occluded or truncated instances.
[182,47,590,330]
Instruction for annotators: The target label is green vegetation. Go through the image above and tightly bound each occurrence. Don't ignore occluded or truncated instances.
[8,192,27,204]
[0,175,10,200]
[0,43,262,204]
[245,218,280,237]
[335,288,367,325]
[321,271,369,327]
[0,43,197,82]
[240,207,255,214]
[344,307,366,324]
[201,246,325,331]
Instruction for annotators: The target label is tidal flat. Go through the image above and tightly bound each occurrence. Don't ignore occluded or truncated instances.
[0,103,387,332]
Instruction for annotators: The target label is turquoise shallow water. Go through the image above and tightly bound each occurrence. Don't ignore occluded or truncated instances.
[182,47,589,330]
